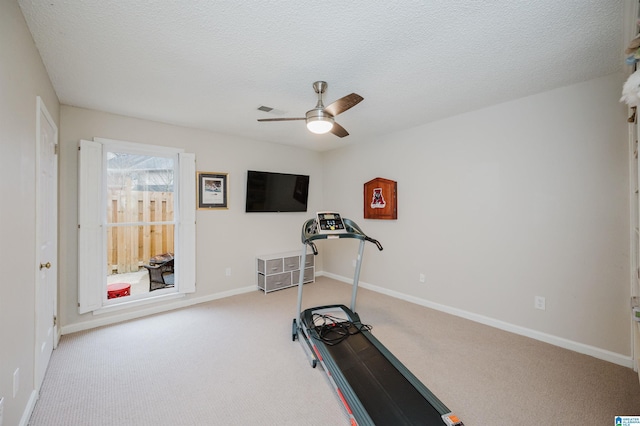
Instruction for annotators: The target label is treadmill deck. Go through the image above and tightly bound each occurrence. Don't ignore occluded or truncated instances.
[320,323,446,425]
[301,306,461,426]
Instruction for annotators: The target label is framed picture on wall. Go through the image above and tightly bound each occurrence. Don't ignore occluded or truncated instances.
[197,172,228,209]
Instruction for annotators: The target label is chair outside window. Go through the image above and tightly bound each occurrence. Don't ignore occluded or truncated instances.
[143,253,175,291]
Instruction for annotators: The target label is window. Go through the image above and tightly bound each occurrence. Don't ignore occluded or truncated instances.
[78,138,195,313]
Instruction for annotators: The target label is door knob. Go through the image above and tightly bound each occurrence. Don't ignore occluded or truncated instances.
[40,262,51,270]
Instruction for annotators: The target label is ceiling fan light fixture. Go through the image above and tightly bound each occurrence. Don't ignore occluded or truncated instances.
[305,109,334,134]
[306,118,334,134]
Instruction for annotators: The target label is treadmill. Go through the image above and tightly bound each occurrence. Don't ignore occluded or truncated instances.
[293,213,464,426]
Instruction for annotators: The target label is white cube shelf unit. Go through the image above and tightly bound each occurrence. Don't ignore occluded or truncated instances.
[256,250,315,293]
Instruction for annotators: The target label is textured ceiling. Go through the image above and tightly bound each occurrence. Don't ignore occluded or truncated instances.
[18,0,625,152]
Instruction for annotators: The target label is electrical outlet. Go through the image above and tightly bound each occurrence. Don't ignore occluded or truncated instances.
[419,273,426,283]
[352,259,356,267]
[534,296,546,311]
[225,267,231,277]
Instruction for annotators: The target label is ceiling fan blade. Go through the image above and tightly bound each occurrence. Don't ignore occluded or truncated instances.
[257,117,305,122]
[324,93,363,117]
[330,122,349,138]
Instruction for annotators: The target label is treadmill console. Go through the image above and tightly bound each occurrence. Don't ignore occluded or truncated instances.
[316,212,347,234]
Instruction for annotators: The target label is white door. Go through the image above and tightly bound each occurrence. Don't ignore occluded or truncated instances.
[35,96,58,391]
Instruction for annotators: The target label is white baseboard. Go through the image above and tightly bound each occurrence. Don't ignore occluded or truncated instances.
[19,390,38,426]
[61,285,256,335]
[321,272,634,368]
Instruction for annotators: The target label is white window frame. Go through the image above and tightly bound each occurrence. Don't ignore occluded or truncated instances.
[78,138,195,314]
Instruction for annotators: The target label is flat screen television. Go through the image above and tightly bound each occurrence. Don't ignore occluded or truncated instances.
[245,170,310,213]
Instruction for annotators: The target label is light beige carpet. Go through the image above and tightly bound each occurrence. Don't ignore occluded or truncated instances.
[29,277,640,425]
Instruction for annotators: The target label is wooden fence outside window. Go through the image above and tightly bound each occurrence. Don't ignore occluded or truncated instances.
[107,189,175,274]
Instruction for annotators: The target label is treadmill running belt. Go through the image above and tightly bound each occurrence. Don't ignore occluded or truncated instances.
[320,325,445,425]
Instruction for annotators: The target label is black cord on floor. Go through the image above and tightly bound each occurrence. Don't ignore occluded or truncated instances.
[312,313,372,346]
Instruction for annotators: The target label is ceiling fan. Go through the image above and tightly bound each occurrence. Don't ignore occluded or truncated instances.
[257,81,363,137]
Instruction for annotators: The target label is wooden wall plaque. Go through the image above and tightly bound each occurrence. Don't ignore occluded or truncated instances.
[364,177,397,220]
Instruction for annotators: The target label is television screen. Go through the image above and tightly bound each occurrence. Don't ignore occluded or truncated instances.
[245,170,310,212]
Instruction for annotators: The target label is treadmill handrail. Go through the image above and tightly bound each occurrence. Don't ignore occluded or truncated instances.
[301,218,383,251]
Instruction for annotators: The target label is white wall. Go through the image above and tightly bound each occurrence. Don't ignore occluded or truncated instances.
[0,1,60,425]
[58,106,324,329]
[321,72,631,360]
